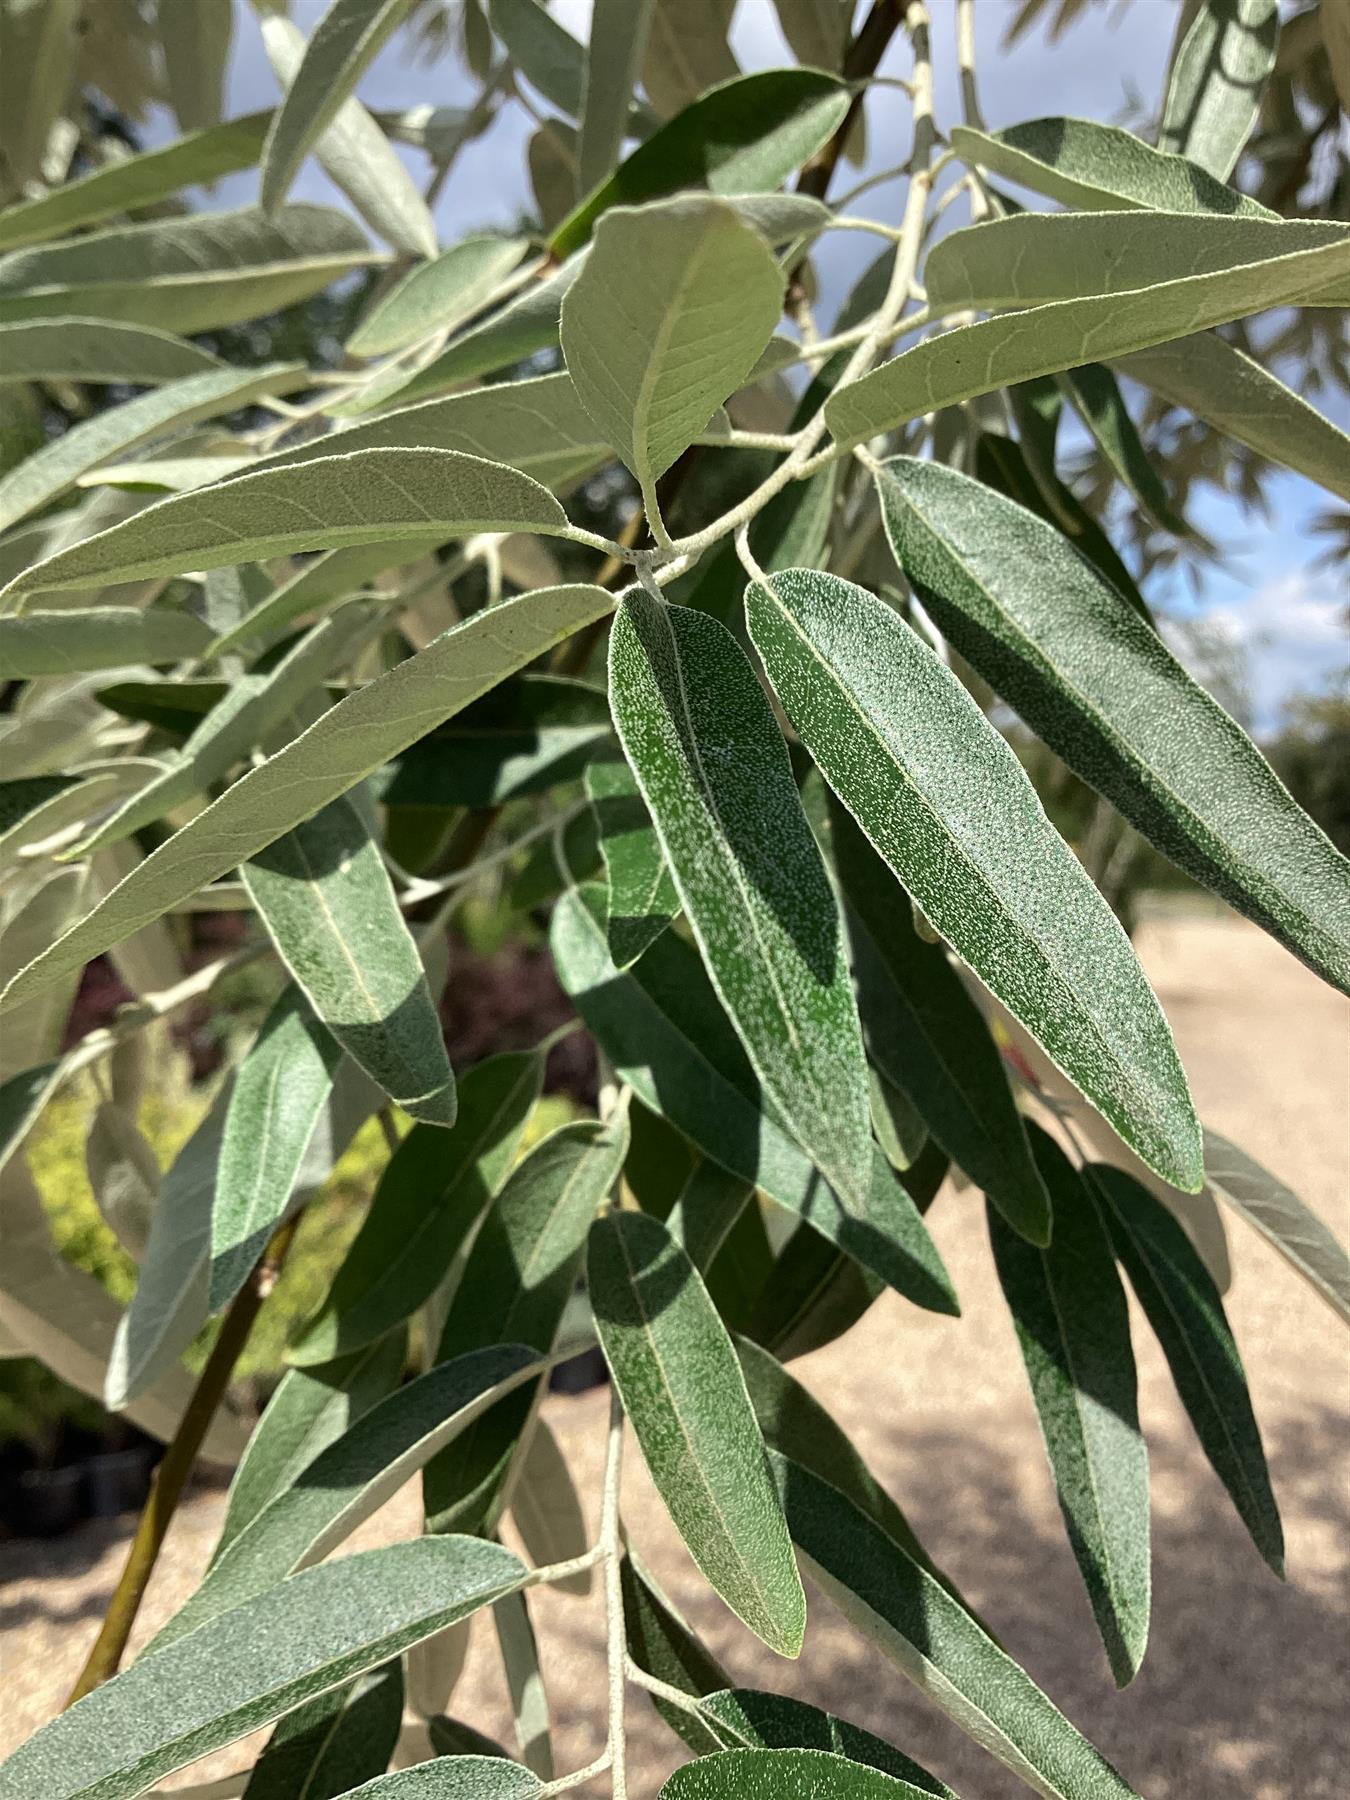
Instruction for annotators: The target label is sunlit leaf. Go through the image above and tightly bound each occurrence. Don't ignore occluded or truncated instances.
[0,319,223,385]
[700,1689,951,1796]
[1159,0,1278,180]
[346,235,530,356]
[1203,1127,1350,1324]
[658,1748,937,1798]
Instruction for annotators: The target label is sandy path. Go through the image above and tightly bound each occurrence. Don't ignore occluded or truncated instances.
[2,914,1347,1797]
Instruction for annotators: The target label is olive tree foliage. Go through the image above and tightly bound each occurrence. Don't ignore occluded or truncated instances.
[0,0,1347,1795]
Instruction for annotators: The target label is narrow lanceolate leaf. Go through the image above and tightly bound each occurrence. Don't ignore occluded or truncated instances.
[0,1538,526,1800]
[551,69,850,256]
[0,608,210,679]
[659,1749,935,1799]
[330,1763,542,1798]
[551,886,957,1315]
[291,1049,543,1364]
[644,0,738,115]
[1204,1127,1350,1324]
[667,1160,754,1274]
[0,319,223,386]
[561,198,784,517]
[424,1116,631,1534]
[700,1690,952,1797]
[242,794,457,1127]
[346,235,530,356]
[155,1346,541,1649]
[211,986,344,1313]
[160,0,233,131]
[610,589,872,1213]
[948,117,1272,219]
[490,0,591,117]
[589,1209,806,1657]
[587,755,679,968]
[0,584,613,1016]
[0,204,375,334]
[215,1333,407,1557]
[1092,1161,1283,1574]
[825,228,1350,447]
[1114,332,1350,505]
[990,1125,1150,1687]
[745,570,1202,1192]
[0,114,273,252]
[622,1554,731,1754]
[261,0,424,214]
[773,1453,1142,1799]
[244,1663,403,1800]
[0,361,307,535]
[577,0,655,194]
[827,795,1051,1245]
[509,1417,593,1596]
[2,448,570,603]
[875,457,1350,996]
[494,1589,553,1778]
[1159,0,1278,179]
[1055,362,1190,535]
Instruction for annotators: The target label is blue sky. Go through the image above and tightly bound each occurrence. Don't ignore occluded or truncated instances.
[188,0,1346,733]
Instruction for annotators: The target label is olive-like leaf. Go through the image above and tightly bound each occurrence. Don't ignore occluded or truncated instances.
[745,569,1202,1192]
[0,607,210,679]
[701,1692,951,1796]
[1203,1127,1350,1324]
[658,1748,936,1799]
[1055,361,1191,535]
[333,1761,542,1798]
[1159,0,1278,179]
[509,1416,593,1596]
[0,319,223,385]
[577,0,655,194]
[586,755,678,969]
[244,1662,403,1800]
[346,235,530,356]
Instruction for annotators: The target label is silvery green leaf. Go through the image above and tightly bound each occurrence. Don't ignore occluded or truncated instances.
[0,1538,527,1800]
[0,606,209,677]
[868,1070,927,1175]
[745,569,1202,1192]
[1159,0,1278,179]
[508,1416,592,1596]
[347,235,530,356]
[666,1159,754,1274]
[561,197,783,517]
[874,456,1350,995]
[490,0,589,116]
[1055,361,1190,535]
[643,0,737,116]
[210,986,345,1313]
[1204,1126,1350,1324]
[154,1345,541,1649]
[330,1761,542,1797]
[85,1099,159,1258]
[700,1692,951,1796]
[0,319,223,385]
[291,1048,543,1364]
[0,864,87,1083]
[207,541,422,657]
[609,589,872,1213]
[0,204,376,334]
[663,1749,933,1798]
[0,114,272,252]
[159,0,233,131]
[948,117,1272,218]
[989,1124,1151,1687]
[493,1590,553,1778]
[577,0,654,194]
[586,754,678,969]
[0,584,613,1015]
[244,1663,403,1800]
[622,1552,731,1753]
[590,1208,806,1657]
[1093,1160,1283,1574]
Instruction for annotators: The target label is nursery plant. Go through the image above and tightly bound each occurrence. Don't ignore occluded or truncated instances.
[0,0,1347,1796]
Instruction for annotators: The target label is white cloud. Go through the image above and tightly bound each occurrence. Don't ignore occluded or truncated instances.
[1188,569,1348,735]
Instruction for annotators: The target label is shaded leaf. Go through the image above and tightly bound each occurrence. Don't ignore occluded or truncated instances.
[160,0,233,131]
[85,1099,158,1258]
[1055,361,1190,535]
[493,1590,553,1778]
[490,0,590,117]
[244,1663,403,1800]
[1159,0,1278,179]
[0,319,223,385]
[1204,1126,1350,1324]
[701,1692,948,1793]
[347,235,530,356]
[622,1552,731,1754]
[586,754,678,968]
[509,1416,593,1596]
[644,0,738,116]
[0,607,208,678]
[577,0,655,195]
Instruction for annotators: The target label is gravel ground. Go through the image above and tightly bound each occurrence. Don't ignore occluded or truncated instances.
[2,913,1347,1798]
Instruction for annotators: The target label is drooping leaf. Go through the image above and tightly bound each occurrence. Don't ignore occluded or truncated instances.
[0,868,87,1083]
[1055,361,1190,535]
[508,1416,593,1596]
[85,1098,159,1257]
[621,1553,731,1754]
[561,197,783,518]
[949,117,1272,218]
[0,319,223,385]
[1092,1161,1283,1574]
[244,1662,403,1800]
[643,0,738,115]
[704,1688,950,1793]
[423,1116,630,1534]
[827,795,1051,1244]
[773,1453,1142,1798]
[550,68,850,256]
[550,886,957,1314]
[159,0,233,131]
[577,0,655,195]
[771,0,850,69]
[989,1125,1151,1686]
[586,754,678,968]
[0,583,613,1015]
[868,1070,927,1175]
[0,114,273,252]
[658,1748,937,1799]
[0,1538,527,1800]
[1159,0,1278,179]
[826,225,1350,447]
[489,0,591,117]
[874,456,1350,996]
[291,1049,543,1364]
[347,235,530,356]
[589,1209,806,1656]
[207,540,422,657]
[1203,1127,1350,1324]
[0,0,80,192]
[745,569,1202,1191]
[241,793,458,1127]
[666,1159,754,1274]
[0,204,376,334]
[609,588,872,1212]
[493,1589,553,1779]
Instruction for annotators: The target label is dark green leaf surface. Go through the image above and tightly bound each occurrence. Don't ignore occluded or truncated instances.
[589,1209,805,1656]
[746,569,1202,1191]
[335,1759,542,1797]
[1093,1161,1283,1574]
[586,755,679,968]
[244,1662,403,1799]
[610,589,872,1213]
[700,1691,952,1797]
[550,886,956,1315]
[0,1538,526,1800]
[621,1554,731,1754]
[211,985,344,1312]
[875,457,1350,995]
[1203,1127,1350,1324]
[989,1126,1150,1686]
[772,1454,1142,1798]
[242,794,458,1126]
[424,1116,629,1534]
[1055,362,1190,535]
[666,1159,754,1274]
[828,796,1050,1244]
[657,1748,943,1798]
[292,1049,543,1364]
